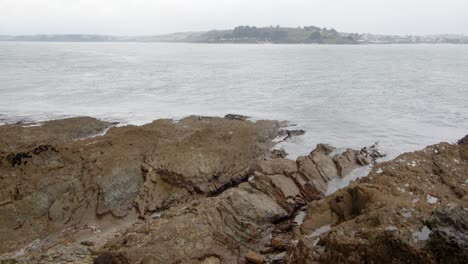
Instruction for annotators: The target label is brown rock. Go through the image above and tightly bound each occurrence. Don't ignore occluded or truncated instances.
[290,139,468,264]
[80,241,95,247]
[457,134,468,145]
[271,148,288,159]
[245,251,265,264]
[140,255,165,264]
[310,150,338,181]
[297,155,327,193]
[271,236,288,250]
[254,158,297,176]
[0,116,283,255]
[0,117,113,151]
[224,114,250,121]
[426,207,468,263]
[0,115,386,263]
[94,252,130,264]
[333,149,360,176]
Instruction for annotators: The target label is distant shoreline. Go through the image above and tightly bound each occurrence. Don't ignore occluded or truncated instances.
[1,40,467,45]
[2,25,467,44]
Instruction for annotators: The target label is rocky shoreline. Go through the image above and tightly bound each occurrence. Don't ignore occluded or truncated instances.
[0,116,466,263]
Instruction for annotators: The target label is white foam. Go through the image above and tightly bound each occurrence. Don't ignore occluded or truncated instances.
[272,135,287,143]
[21,123,43,128]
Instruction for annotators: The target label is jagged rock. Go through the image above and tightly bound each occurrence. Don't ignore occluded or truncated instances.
[309,146,339,181]
[94,252,130,264]
[0,115,386,263]
[281,129,306,141]
[297,155,328,194]
[91,143,375,263]
[361,144,386,162]
[333,149,364,176]
[271,235,289,250]
[250,172,304,213]
[459,134,468,160]
[99,182,290,263]
[141,116,282,195]
[80,241,95,247]
[254,158,297,176]
[134,164,190,216]
[289,138,468,263]
[271,148,288,158]
[224,114,250,121]
[329,186,371,221]
[0,116,283,255]
[426,207,468,263]
[96,165,144,217]
[245,251,265,264]
[0,117,113,151]
[270,174,303,202]
[458,134,468,145]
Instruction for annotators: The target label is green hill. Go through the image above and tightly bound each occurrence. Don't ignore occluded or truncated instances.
[181,26,356,44]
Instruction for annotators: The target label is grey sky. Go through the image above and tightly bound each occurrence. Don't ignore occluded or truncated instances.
[0,0,467,35]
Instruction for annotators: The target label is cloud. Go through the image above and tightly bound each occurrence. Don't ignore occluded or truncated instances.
[0,0,466,35]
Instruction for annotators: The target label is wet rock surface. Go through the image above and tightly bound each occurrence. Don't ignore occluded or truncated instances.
[0,117,465,264]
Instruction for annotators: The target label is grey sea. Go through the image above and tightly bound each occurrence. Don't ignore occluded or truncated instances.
[0,42,467,159]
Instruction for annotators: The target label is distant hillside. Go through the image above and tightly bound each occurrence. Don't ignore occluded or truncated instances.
[148,26,356,44]
[1,26,467,44]
[0,27,353,44]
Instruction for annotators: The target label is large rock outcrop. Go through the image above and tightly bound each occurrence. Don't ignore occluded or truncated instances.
[0,116,377,263]
[0,116,282,256]
[289,138,468,263]
[3,116,464,264]
[94,143,376,263]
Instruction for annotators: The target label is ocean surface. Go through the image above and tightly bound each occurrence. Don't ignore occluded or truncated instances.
[0,42,467,159]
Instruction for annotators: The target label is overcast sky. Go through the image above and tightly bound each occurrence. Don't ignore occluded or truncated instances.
[0,0,467,36]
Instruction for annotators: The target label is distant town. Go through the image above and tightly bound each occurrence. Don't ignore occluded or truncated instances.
[1,25,467,44]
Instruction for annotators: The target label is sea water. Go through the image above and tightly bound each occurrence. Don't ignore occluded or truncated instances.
[1,42,467,160]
